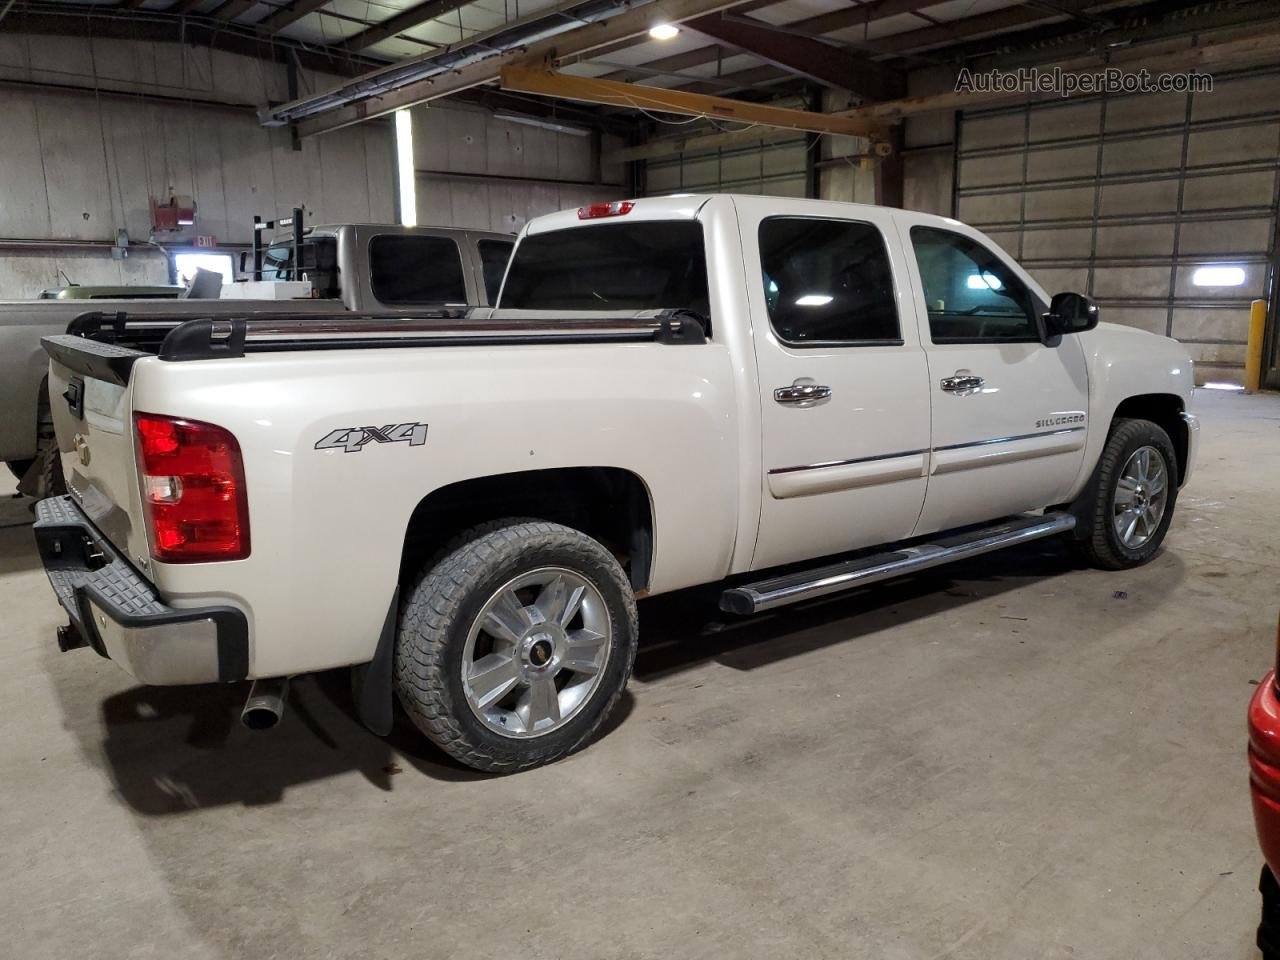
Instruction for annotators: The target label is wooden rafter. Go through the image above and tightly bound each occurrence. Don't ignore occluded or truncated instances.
[499,64,891,138]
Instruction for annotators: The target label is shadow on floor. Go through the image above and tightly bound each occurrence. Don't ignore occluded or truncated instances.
[52,535,1177,815]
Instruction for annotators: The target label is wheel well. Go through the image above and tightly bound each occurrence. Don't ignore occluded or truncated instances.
[400,467,654,591]
[1113,394,1187,484]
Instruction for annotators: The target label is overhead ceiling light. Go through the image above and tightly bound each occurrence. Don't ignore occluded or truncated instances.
[1192,265,1246,287]
[649,23,679,40]
[795,294,833,307]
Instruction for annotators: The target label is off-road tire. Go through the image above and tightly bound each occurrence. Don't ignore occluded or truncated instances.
[16,391,64,499]
[395,519,638,773]
[1072,417,1178,570]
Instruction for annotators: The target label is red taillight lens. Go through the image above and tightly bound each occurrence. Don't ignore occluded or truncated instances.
[577,200,635,219]
[135,413,250,562]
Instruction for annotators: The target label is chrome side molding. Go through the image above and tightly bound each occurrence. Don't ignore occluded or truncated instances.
[720,511,1076,615]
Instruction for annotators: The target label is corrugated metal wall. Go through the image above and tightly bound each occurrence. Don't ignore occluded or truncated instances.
[0,34,395,298]
[645,134,810,197]
[411,103,627,234]
[956,67,1280,385]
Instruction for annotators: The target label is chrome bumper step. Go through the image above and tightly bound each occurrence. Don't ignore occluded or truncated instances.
[720,511,1076,615]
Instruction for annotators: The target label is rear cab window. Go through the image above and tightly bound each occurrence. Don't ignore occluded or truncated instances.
[758,217,900,347]
[498,221,710,325]
[369,234,467,305]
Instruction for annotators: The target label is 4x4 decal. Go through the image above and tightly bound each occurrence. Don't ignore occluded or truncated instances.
[315,422,428,454]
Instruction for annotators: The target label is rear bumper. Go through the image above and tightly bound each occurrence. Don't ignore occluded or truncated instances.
[1250,673,1280,874]
[33,496,247,684]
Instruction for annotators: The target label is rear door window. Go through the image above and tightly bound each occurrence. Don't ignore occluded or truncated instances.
[477,239,514,304]
[369,234,467,305]
[499,221,709,319]
[758,217,900,346]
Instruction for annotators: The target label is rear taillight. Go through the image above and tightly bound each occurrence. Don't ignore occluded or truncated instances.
[577,200,634,219]
[134,413,250,562]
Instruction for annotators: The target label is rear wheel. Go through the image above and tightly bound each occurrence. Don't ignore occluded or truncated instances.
[394,519,638,773]
[1072,418,1178,569]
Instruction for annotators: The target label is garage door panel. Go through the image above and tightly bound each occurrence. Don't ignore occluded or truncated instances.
[1102,134,1182,175]
[646,163,681,192]
[1022,227,1092,259]
[1095,222,1177,257]
[1105,92,1188,131]
[1184,341,1248,365]
[1182,170,1277,211]
[1192,74,1280,122]
[958,191,1022,224]
[983,230,1021,257]
[1103,307,1169,335]
[1029,102,1100,142]
[1030,266,1089,294]
[1100,178,1180,217]
[763,143,806,176]
[1092,266,1172,298]
[1173,261,1268,299]
[961,112,1026,150]
[1177,218,1273,255]
[958,152,1024,187]
[1024,186,1095,220]
[1026,145,1097,182]
[1172,306,1254,343]
[720,151,761,182]
[1187,123,1280,167]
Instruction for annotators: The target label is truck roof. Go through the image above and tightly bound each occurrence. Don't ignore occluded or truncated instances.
[522,194,966,236]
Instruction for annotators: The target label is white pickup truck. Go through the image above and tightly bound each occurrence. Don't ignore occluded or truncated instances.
[34,194,1198,773]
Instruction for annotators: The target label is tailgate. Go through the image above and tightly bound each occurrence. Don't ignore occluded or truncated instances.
[42,335,149,564]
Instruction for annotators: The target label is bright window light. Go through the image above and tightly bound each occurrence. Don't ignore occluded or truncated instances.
[174,252,233,285]
[966,272,1003,291]
[395,109,417,228]
[649,23,679,40]
[795,294,833,307]
[1192,265,1245,287]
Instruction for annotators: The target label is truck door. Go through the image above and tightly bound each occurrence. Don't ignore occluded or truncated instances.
[735,197,932,571]
[895,216,1090,535]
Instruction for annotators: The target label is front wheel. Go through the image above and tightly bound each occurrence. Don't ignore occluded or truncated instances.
[395,520,638,773]
[1072,417,1178,570]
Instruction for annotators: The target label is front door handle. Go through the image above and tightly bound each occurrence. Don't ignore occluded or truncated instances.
[940,373,985,396]
[774,380,832,407]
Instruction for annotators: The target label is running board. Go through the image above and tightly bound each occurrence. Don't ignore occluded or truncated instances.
[720,512,1076,615]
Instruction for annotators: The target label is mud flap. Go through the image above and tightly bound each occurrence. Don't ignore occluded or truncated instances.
[354,588,398,736]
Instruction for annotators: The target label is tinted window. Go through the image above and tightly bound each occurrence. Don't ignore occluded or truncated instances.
[261,237,339,296]
[910,227,1040,343]
[369,234,467,305]
[759,217,899,345]
[499,221,709,318]
[478,239,514,304]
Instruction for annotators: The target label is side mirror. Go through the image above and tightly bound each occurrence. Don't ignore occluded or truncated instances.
[1041,291,1099,340]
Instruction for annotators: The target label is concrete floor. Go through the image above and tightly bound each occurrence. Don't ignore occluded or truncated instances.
[1,389,1276,959]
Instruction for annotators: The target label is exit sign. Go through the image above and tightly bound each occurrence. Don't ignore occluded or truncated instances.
[194,235,218,248]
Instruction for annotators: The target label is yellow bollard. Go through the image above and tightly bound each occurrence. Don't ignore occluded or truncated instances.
[1245,300,1266,392]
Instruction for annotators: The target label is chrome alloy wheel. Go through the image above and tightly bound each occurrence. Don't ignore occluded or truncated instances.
[461,567,612,738]
[1112,445,1169,549]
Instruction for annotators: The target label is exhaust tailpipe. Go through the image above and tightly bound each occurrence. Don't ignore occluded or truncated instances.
[241,677,289,730]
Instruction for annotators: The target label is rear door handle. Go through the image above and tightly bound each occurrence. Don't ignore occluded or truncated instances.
[774,381,832,407]
[940,373,985,396]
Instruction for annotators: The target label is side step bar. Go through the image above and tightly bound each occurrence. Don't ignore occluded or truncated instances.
[720,511,1076,615]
